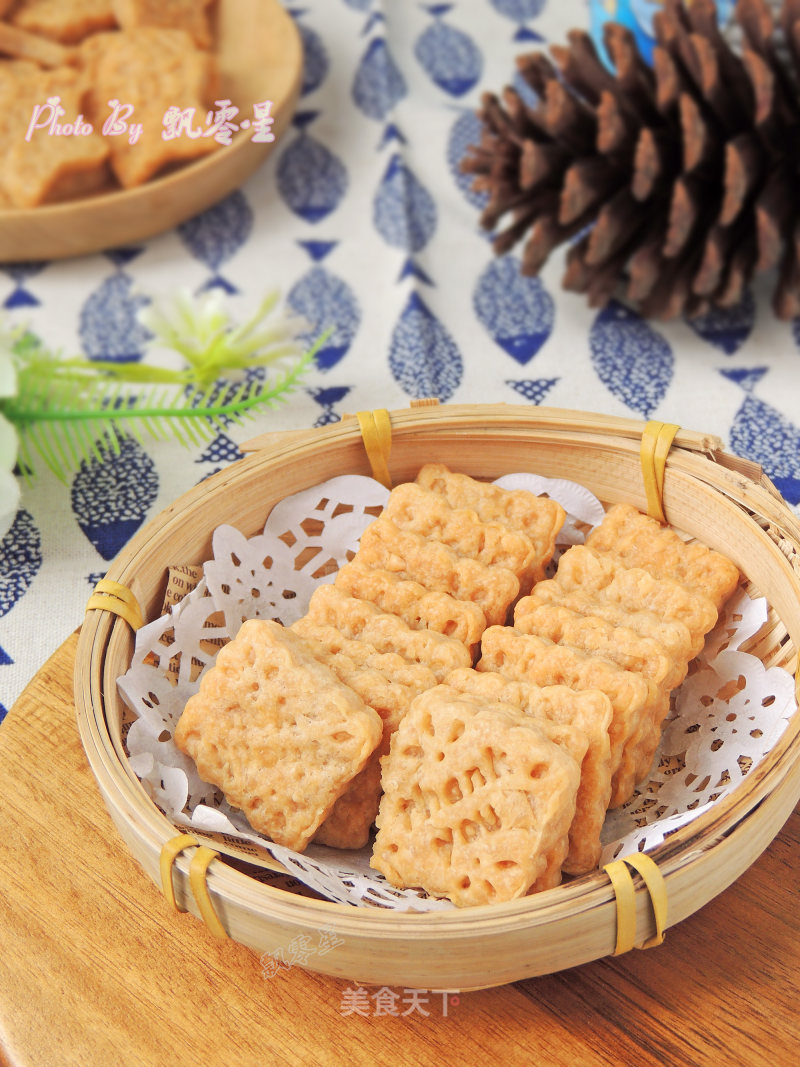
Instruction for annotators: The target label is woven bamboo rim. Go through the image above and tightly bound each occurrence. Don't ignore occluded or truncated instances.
[74,403,800,990]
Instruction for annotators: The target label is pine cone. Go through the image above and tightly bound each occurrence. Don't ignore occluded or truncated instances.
[462,0,800,320]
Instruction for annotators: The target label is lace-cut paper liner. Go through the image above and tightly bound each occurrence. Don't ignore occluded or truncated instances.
[117,473,796,910]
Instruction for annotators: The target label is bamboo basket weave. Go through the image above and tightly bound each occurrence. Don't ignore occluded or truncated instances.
[74,403,800,990]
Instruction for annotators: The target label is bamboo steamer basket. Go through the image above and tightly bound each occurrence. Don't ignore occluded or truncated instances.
[74,403,800,990]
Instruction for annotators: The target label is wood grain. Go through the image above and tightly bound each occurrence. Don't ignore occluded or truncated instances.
[1,633,799,1066]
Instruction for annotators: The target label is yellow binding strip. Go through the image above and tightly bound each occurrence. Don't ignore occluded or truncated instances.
[640,421,680,524]
[189,846,228,941]
[604,853,668,955]
[85,578,144,631]
[356,409,393,489]
[160,833,200,913]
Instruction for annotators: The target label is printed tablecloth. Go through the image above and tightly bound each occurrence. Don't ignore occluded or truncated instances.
[2,0,799,718]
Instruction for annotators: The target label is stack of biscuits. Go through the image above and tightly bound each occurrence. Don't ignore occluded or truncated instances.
[173,466,741,908]
[0,0,219,208]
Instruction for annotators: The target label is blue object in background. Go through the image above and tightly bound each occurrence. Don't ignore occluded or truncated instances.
[288,244,361,372]
[352,37,407,121]
[71,436,159,561]
[589,0,734,68]
[506,377,559,404]
[389,291,463,401]
[308,385,354,427]
[177,190,253,292]
[685,291,756,356]
[277,112,349,224]
[1,261,48,309]
[78,269,151,364]
[447,109,489,210]
[373,154,437,254]
[722,367,800,505]
[589,300,673,418]
[415,5,483,97]
[473,256,554,364]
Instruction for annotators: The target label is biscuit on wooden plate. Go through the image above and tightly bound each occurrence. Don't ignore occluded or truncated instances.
[356,516,520,627]
[2,66,110,208]
[9,0,116,44]
[585,504,740,611]
[111,0,214,49]
[87,27,219,187]
[371,685,580,906]
[334,561,487,654]
[173,620,383,852]
[444,667,613,874]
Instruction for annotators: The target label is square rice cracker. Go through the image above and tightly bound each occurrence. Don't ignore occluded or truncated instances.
[371,685,580,906]
[512,600,685,690]
[517,579,695,670]
[334,561,487,655]
[173,619,383,852]
[9,0,117,44]
[416,463,565,573]
[111,0,214,49]
[384,482,540,586]
[356,516,519,627]
[302,584,472,682]
[585,504,741,611]
[444,667,613,874]
[290,618,433,850]
[554,545,718,654]
[3,67,110,207]
[89,27,219,187]
[478,626,661,809]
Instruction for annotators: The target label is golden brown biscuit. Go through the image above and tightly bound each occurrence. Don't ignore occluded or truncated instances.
[173,620,382,851]
[333,561,486,654]
[9,0,116,44]
[371,685,580,906]
[110,0,214,49]
[512,601,683,689]
[415,463,566,569]
[585,504,740,611]
[478,626,664,808]
[554,545,718,654]
[384,482,540,587]
[517,579,695,667]
[2,65,110,207]
[302,585,473,682]
[88,27,219,188]
[443,667,612,874]
[356,516,519,626]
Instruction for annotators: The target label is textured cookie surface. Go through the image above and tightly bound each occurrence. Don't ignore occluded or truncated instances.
[372,685,580,906]
[443,668,613,874]
[174,620,382,851]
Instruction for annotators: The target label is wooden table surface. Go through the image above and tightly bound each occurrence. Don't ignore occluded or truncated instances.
[1,632,799,1067]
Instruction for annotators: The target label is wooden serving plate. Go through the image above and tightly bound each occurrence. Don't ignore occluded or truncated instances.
[0,0,302,261]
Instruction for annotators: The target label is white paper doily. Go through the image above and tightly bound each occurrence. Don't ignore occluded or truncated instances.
[117,474,796,909]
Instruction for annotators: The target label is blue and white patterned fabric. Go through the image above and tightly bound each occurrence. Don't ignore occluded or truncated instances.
[1,0,800,720]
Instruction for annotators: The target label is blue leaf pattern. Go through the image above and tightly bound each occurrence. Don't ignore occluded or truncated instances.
[177,191,253,290]
[489,0,547,18]
[71,436,159,560]
[287,266,360,371]
[389,292,463,400]
[506,378,559,404]
[373,155,437,252]
[296,21,329,96]
[0,510,42,618]
[589,301,673,418]
[277,117,349,223]
[721,368,800,504]
[686,290,756,355]
[447,109,489,209]
[473,256,554,364]
[308,385,353,426]
[414,17,483,97]
[78,273,150,363]
[352,37,407,120]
